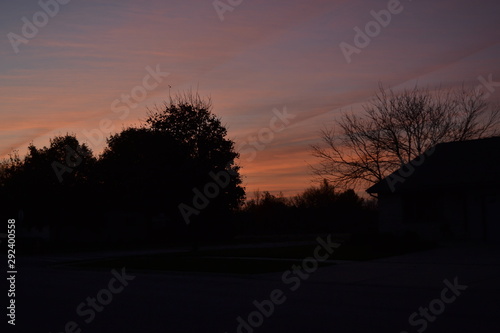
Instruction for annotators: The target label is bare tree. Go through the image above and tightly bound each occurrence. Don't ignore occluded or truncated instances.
[311,84,500,190]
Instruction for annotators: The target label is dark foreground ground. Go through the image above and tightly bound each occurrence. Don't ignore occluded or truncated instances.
[5,240,500,333]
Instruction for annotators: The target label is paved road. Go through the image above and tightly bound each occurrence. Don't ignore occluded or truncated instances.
[8,243,500,333]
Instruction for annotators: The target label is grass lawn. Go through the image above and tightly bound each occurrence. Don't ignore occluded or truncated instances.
[59,236,435,274]
[64,253,333,274]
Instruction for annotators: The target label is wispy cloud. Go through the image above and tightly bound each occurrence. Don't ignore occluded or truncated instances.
[1,0,499,195]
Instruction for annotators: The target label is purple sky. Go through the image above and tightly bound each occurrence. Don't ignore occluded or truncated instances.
[1,0,500,196]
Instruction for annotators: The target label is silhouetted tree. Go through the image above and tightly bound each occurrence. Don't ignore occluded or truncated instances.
[245,190,289,210]
[146,92,245,211]
[292,179,336,209]
[0,134,96,238]
[290,180,367,232]
[238,183,373,235]
[97,127,186,211]
[98,92,245,242]
[311,84,500,190]
[1,92,246,249]
[0,151,23,219]
[241,190,291,234]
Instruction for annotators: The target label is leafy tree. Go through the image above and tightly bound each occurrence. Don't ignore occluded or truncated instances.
[0,134,96,230]
[97,126,188,214]
[241,190,291,234]
[98,92,245,240]
[145,92,235,165]
[1,92,245,247]
[144,92,245,215]
[0,151,23,220]
[239,183,371,234]
[0,151,22,188]
[244,190,289,210]
[292,179,336,209]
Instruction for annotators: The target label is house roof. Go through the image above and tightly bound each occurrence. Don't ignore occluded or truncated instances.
[366,136,500,194]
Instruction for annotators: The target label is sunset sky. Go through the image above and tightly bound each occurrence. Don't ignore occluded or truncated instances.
[1,0,500,197]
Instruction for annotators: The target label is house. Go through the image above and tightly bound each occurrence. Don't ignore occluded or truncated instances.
[367,137,500,241]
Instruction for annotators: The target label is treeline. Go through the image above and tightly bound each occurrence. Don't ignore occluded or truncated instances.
[236,180,377,236]
[0,94,245,250]
[0,94,377,252]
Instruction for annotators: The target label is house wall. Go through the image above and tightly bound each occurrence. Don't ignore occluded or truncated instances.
[441,193,467,239]
[379,192,444,240]
[378,194,404,234]
[483,193,500,242]
[379,191,472,241]
[379,190,500,242]
[466,193,484,240]
[464,191,500,241]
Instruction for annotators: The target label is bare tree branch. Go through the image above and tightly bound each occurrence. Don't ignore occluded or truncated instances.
[311,84,500,191]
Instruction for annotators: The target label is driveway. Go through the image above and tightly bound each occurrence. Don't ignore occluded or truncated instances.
[11,243,500,333]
